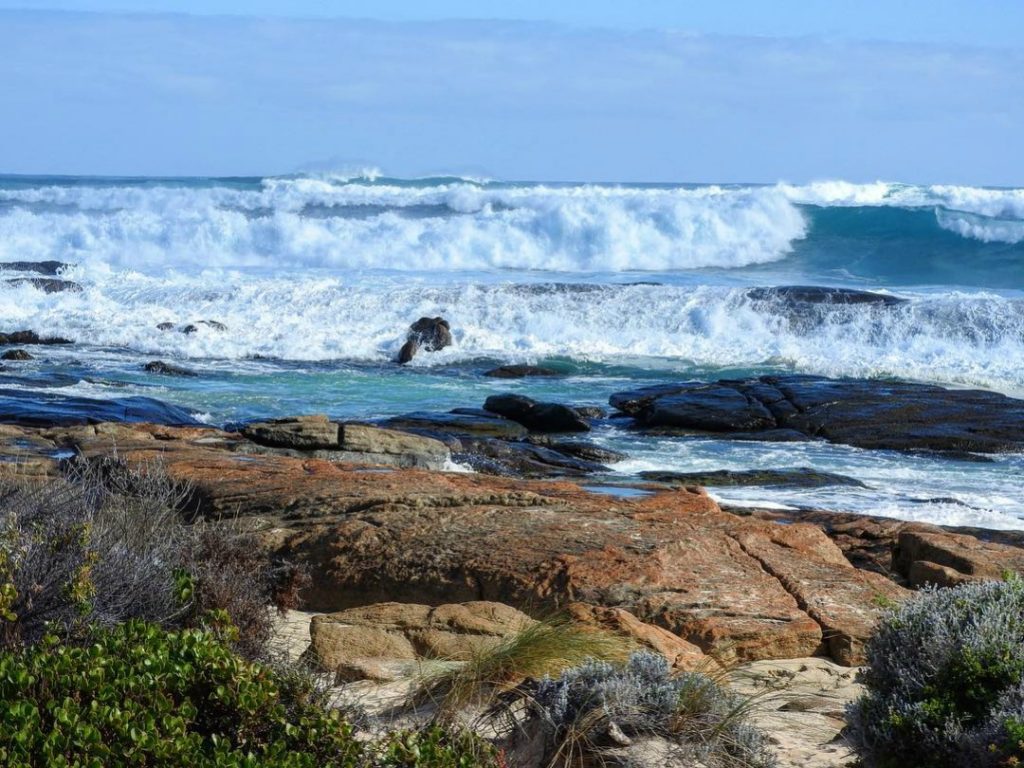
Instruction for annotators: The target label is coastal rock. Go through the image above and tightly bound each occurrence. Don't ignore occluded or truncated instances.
[0,330,73,346]
[0,260,72,276]
[483,394,590,433]
[0,420,885,664]
[5,277,82,293]
[893,529,1024,588]
[611,375,1024,454]
[453,437,608,477]
[639,468,866,489]
[143,360,198,377]
[565,603,708,671]
[383,410,528,440]
[156,322,176,331]
[240,415,450,470]
[308,601,534,680]
[182,320,227,334]
[397,317,451,364]
[484,364,561,378]
[747,286,907,307]
[0,388,198,427]
[1,350,33,362]
[528,438,628,464]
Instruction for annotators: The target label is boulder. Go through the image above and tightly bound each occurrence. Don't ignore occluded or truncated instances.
[484,365,561,379]
[308,601,534,679]
[611,375,1024,454]
[240,415,450,470]
[453,437,608,477]
[483,394,590,433]
[143,360,198,377]
[156,322,176,331]
[528,438,628,464]
[894,529,1024,588]
[397,316,451,364]
[1,349,33,362]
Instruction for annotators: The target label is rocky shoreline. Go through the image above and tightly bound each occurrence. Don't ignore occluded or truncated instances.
[3,313,1024,765]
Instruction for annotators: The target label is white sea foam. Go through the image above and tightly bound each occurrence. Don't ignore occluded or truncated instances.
[3,275,1023,393]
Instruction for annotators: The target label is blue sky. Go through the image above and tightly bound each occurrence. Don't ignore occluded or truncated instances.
[0,2,1021,182]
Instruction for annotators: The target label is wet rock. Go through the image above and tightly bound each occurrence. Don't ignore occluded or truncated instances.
[156,322,176,332]
[1,350,33,362]
[182,320,227,334]
[611,375,1024,454]
[0,330,73,346]
[483,393,590,433]
[484,364,561,378]
[573,405,607,420]
[143,360,198,377]
[0,388,198,427]
[383,410,528,440]
[453,437,608,477]
[639,468,866,489]
[5,278,82,293]
[747,285,907,307]
[529,438,628,464]
[0,260,72,276]
[397,316,451,364]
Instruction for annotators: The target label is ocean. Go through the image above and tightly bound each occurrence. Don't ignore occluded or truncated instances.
[1,173,1023,529]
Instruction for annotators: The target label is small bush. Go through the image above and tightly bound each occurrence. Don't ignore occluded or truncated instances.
[847,578,1024,768]
[525,651,777,768]
[0,458,296,658]
[0,619,363,767]
[374,725,504,768]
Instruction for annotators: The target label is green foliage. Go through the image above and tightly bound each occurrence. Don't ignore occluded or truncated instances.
[848,579,1024,768]
[375,726,504,768]
[0,620,363,767]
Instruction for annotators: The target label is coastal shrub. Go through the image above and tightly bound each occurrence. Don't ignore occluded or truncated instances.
[0,619,364,767]
[375,725,504,768]
[0,458,298,658]
[416,613,633,717]
[846,578,1024,768]
[525,651,777,768]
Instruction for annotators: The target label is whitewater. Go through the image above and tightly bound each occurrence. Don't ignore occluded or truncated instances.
[1,173,1023,529]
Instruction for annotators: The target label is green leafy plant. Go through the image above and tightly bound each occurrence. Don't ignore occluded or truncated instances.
[848,579,1024,768]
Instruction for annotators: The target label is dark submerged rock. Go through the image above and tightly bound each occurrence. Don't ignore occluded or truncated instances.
[0,388,199,427]
[0,260,72,276]
[639,468,867,489]
[143,360,199,378]
[484,364,561,379]
[0,330,73,346]
[1,350,33,361]
[611,375,1024,454]
[528,437,628,464]
[156,322,176,332]
[483,393,590,433]
[382,410,528,440]
[746,286,907,307]
[453,437,608,477]
[396,317,451,364]
[5,278,82,293]
[182,320,227,334]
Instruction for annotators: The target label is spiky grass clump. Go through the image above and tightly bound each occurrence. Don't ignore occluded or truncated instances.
[526,651,777,768]
[847,578,1024,768]
[417,613,633,717]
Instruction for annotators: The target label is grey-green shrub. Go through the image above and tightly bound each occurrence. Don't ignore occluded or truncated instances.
[847,578,1024,768]
[526,651,777,768]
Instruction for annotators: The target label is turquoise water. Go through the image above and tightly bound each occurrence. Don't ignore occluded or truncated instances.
[1,174,1023,528]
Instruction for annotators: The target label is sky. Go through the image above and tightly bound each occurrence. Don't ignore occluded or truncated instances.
[0,2,1022,183]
